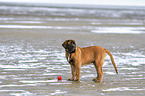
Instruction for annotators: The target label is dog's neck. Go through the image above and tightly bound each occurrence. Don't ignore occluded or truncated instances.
[67,48,76,63]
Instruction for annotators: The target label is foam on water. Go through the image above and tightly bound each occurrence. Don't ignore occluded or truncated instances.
[20,80,58,83]
[0,44,67,69]
[0,24,144,34]
[3,21,43,24]
[0,25,91,30]
[114,52,145,66]
[91,27,145,34]
[50,90,67,95]
[103,87,145,92]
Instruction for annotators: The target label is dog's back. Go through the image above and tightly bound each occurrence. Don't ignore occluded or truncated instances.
[79,46,105,65]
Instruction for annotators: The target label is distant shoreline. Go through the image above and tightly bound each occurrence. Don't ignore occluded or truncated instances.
[1,2,145,10]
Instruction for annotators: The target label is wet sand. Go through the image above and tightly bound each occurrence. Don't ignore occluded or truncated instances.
[0,29,145,96]
[0,2,145,96]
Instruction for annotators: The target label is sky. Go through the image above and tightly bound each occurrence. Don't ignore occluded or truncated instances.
[0,0,145,6]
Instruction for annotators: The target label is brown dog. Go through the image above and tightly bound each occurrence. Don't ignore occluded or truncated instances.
[62,40,118,82]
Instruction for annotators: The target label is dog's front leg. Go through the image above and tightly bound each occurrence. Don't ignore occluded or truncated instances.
[68,64,76,81]
[74,62,81,81]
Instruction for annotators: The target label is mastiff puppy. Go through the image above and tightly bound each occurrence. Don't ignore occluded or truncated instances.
[62,39,118,82]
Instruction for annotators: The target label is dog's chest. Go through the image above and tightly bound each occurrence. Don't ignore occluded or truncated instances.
[67,53,75,64]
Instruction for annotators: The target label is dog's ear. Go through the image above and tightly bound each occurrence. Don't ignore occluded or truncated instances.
[62,40,68,49]
[69,40,76,46]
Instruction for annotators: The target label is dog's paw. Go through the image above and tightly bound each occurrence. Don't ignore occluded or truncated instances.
[92,78,101,82]
[92,78,97,81]
[74,79,80,82]
[68,78,74,81]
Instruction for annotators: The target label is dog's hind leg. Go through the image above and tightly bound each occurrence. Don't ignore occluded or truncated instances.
[93,54,106,82]
[93,62,98,82]
[93,61,104,82]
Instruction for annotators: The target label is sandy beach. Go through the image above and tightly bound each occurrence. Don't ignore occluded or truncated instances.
[0,2,145,96]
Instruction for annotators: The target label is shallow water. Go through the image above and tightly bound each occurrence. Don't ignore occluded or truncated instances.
[0,37,145,96]
[0,2,145,96]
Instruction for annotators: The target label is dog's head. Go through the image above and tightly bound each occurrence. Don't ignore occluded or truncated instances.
[62,40,76,53]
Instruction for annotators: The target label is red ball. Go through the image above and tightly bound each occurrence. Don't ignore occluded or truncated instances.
[57,76,62,80]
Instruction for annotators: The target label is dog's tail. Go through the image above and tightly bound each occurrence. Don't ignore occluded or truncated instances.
[105,49,118,74]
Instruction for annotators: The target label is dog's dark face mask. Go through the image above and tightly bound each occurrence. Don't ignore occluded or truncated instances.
[67,43,76,53]
[62,40,76,54]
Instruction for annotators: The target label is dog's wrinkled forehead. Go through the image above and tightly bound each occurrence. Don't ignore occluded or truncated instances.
[62,40,76,49]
